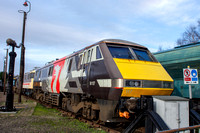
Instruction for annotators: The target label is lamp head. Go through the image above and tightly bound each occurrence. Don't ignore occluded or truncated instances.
[6,38,17,47]
[23,1,28,7]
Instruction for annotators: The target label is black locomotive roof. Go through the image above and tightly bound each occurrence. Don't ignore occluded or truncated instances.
[99,39,146,48]
[69,39,145,56]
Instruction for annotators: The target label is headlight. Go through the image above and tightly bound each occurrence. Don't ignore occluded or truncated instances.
[163,81,173,88]
[126,80,141,87]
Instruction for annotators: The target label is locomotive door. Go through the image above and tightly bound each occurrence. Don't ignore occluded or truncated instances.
[81,49,93,89]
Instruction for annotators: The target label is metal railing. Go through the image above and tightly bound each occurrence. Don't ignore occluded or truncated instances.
[156,125,200,133]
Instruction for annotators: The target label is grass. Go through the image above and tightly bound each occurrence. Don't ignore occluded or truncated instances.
[33,103,60,116]
[32,103,106,133]
[0,93,107,133]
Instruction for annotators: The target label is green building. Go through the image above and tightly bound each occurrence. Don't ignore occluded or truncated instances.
[154,42,200,98]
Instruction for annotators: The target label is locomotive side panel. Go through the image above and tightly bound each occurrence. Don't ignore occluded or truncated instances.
[60,56,83,94]
[80,45,113,100]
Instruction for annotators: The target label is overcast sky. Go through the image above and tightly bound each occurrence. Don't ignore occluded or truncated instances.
[1,0,200,75]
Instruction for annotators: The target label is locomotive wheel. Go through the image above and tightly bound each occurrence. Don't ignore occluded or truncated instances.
[62,98,68,111]
[39,95,44,102]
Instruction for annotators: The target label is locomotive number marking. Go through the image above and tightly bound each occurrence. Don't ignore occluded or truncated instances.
[126,90,133,93]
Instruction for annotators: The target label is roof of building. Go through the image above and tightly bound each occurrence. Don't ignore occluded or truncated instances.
[153,42,200,65]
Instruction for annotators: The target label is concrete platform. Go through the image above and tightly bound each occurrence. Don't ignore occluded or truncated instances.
[0,92,36,116]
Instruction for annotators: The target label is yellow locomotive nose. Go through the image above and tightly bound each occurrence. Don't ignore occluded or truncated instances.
[113,58,174,97]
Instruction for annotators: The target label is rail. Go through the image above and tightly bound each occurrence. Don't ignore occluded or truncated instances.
[156,125,200,133]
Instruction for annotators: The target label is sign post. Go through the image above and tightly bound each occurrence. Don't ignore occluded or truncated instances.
[183,66,198,99]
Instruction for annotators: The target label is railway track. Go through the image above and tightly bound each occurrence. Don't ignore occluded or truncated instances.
[23,95,122,133]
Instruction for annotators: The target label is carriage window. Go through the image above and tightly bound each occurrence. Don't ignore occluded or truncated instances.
[78,55,82,70]
[87,50,91,63]
[96,46,102,59]
[82,52,86,64]
[68,59,73,72]
[48,66,53,77]
[38,71,41,78]
[108,46,134,59]
[132,49,152,61]
[41,69,48,78]
[36,71,39,77]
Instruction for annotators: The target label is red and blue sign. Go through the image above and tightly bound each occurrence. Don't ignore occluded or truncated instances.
[183,68,198,84]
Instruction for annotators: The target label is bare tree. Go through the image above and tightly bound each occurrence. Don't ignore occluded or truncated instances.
[197,20,200,38]
[176,22,200,46]
[184,26,199,42]
[176,38,184,46]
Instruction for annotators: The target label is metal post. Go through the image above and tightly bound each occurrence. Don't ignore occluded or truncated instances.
[5,46,17,110]
[189,84,192,99]
[18,19,26,102]
[18,0,31,103]
[188,66,192,99]
[145,96,153,133]
[3,49,8,95]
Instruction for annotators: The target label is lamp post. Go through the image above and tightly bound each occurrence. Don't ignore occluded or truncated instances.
[18,0,31,103]
[0,39,20,111]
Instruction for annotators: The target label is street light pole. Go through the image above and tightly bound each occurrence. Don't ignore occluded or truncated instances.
[0,39,21,111]
[18,1,31,103]
[5,39,17,111]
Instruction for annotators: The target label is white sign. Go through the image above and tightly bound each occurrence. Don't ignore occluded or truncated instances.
[183,68,198,84]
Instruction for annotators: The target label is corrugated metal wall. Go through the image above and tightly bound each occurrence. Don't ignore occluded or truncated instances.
[154,42,200,98]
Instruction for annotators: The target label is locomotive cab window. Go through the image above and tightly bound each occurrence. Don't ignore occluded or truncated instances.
[107,45,155,62]
[108,46,134,59]
[30,73,34,78]
[132,48,153,61]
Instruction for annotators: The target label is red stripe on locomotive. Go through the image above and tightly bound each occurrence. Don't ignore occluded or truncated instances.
[51,58,66,93]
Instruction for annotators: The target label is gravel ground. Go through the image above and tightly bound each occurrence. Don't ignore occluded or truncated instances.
[0,115,82,133]
[0,92,104,133]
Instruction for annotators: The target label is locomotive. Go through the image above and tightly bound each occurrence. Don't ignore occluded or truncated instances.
[22,70,35,95]
[23,39,173,122]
